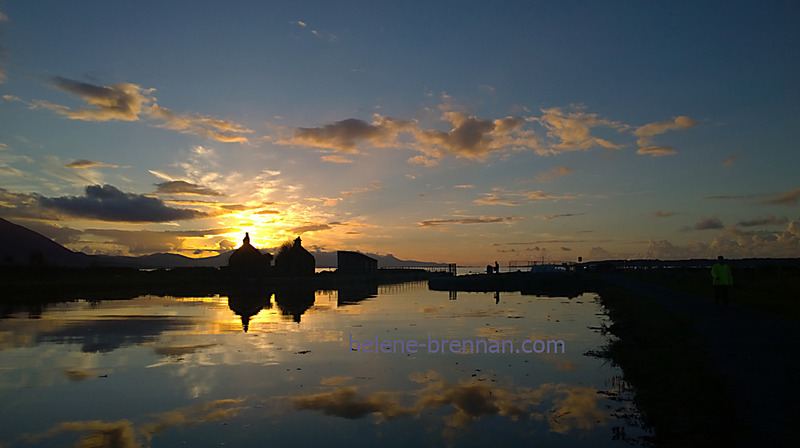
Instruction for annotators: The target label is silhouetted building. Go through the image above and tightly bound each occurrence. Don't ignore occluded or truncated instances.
[337,251,377,274]
[275,237,315,276]
[228,232,272,277]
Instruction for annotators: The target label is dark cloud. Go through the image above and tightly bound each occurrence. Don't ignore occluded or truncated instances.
[38,184,208,222]
[540,213,585,220]
[155,180,222,196]
[702,195,746,200]
[494,239,587,246]
[37,316,193,353]
[66,159,118,168]
[418,216,518,227]
[288,224,332,234]
[416,113,536,160]
[291,117,412,153]
[736,215,789,227]
[15,220,83,245]
[686,216,724,231]
[759,188,800,206]
[85,227,232,254]
[653,210,676,218]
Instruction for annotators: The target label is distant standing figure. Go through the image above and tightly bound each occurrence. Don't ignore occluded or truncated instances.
[494,261,499,274]
[711,255,733,304]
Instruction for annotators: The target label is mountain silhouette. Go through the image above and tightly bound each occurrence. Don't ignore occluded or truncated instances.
[0,217,448,269]
[0,217,92,267]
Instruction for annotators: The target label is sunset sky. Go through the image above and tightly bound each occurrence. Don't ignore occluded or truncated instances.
[1,1,798,265]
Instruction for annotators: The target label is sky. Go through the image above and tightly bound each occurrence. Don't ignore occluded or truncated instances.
[0,0,799,265]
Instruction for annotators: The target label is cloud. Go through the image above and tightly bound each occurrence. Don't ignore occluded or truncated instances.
[63,369,110,382]
[415,112,538,160]
[320,155,353,163]
[38,184,209,222]
[539,213,585,220]
[155,180,223,196]
[288,378,608,435]
[702,195,746,201]
[723,154,739,166]
[408,155,438,166]
[341,182,381,197]
[633,116,697,147]
[147,103,252,143]
[636,146,677,157]
[288,116,412,153]
[473,193,520,206]
[687,216,724,231]
[65,159,119,168]
[535,107,625,151]
[418,216,519,227]
[642,221,800,259]
[50,76,152,121]
[291,20,338,41]
[287,224,332,234]
[25,420,138,448]
[153,344,217,357]
[35,77,250,143]
[288,110,539,162]
[633,116,696,156]
[653,210,676,218]
[534,166,573,183]
[759,188,800,206]
[736,215,789,227]
[587,246,615,261]
[84,228,232,254]
[291,386,412,420]
[0,12,10,83]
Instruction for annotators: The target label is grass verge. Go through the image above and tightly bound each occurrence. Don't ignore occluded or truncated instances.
[593,279,749,447]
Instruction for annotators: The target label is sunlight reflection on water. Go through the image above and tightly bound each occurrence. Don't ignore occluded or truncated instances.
[0,281,650,447]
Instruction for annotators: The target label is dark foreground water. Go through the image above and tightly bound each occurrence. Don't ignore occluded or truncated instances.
[0,282,649,447]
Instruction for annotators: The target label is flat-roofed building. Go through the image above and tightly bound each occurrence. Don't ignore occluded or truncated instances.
[337,251,377,274]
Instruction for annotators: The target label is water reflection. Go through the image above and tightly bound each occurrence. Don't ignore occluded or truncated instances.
[226,287,272,332]
[0,282,650,447]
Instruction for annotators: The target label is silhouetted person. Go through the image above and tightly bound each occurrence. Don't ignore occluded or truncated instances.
[494,261,499,274]
[711,255,733,304]
[486,264,493,274]
[494,291,500,304]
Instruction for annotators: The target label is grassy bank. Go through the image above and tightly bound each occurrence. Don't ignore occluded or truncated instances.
[623,265,800,321]
[594,279,748,447]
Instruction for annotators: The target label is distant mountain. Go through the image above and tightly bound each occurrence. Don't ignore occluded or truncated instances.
[0,217,447,269]
[307,250,448,269]
[0,217,92,267]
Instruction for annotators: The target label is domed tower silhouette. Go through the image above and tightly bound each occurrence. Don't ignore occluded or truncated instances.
[228,232,272,277]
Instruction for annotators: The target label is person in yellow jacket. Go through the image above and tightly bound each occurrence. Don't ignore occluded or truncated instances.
[711,255,733,304]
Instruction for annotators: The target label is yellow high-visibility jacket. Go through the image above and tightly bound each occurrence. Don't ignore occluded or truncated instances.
[711,263,733,286]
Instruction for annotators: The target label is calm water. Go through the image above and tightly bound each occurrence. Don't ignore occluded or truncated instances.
[0,282,649,447]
